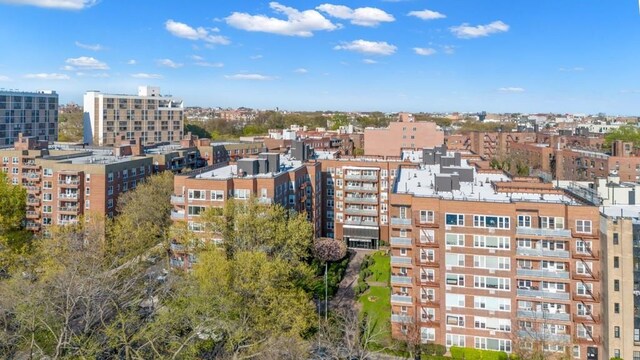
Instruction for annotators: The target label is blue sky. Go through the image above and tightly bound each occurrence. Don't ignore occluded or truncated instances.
[0,0,639,114]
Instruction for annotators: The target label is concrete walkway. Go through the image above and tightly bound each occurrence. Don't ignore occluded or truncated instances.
[330,249,371,311]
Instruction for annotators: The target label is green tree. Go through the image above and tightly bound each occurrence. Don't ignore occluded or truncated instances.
[604,125,640,149]
[0,172,31,274]
[57,110,84,142]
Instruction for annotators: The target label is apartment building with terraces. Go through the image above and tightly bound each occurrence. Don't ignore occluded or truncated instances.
[384,146,602,359]
[0,134,153,232]
[169,141,320,269]
[0,89,59,145]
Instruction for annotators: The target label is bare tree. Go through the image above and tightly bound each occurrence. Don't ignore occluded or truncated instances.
[313,238,348,319]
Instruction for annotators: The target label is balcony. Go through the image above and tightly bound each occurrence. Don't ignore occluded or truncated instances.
[26,211,39,219]
[344,196,378,204]
[516,227,571,238]
[344,184,378,192]
[516,268,570,279]
[516,247,570,258]
[517,330,571,343]
[391,294,412,304]
[22,172,40,180]
[391,314,412,323]
[25,222,40,230]
[22,161,38,169]
[59,193,79,200]
[390,237,412,247]
[391,275,412,285]
[171,211,185,220]
[344,208,378,217]
[517,289,570,301]
[58,179,80,187]
[344,174,379,182]
[390,217,412,226]
[344,219,378,227]
[517,310,571,322]
[391,256,412,265]
[58,206,79,214]
[170,195,185,204]
[25,185,40,194]
[58,219,78,226]
[26,197,40,205]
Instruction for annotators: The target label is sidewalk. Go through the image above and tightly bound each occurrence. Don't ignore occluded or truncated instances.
[330,249,371,311]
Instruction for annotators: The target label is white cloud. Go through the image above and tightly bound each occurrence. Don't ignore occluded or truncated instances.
[414,47,436,56]
[195,61,224,68]
[165,19,230,45]
[65,56,109,70]
[498,87,525,93]
[131,73,163,79]
[76,72,109,78]
[190,55,204,61]
[225,73,275,81]
[0,0,97,10]
[0,75,10,81]
[127,59,137,65]
[451,21,509,39]
[294,68,308,74]
[317,4,395,27]
[226,2,338,37]
[334,40,397,55]
[442,45,455,55]
[408,9,446,20]
[24,73,70,80]
[559,67,585,72]
[250,55,263,60]
[363,59,377,64]
[74,41,103,51]
[157,59,183,68]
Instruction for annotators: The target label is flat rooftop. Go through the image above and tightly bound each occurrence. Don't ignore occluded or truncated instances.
[193,154,303,180]
[395,158,580,205]
[601,205,640,219]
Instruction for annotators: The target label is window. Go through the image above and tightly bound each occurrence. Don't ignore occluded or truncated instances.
[474,317,511,332]
[474,337,511,352]
[446,293,465,308]
[188,206,206,217]
[107,199,114,209]
[446,334,465,347]
[446,254,465,267]
[576,282,592,296]
[576,220,592,233]
[446,315,465,327]
[12,157,18,164]
[615,279,620,291]
[107,172,113,182]
[613,232,619,245]
[540,216,564,229]
[446,233,465,247]
[474,256,510,270]
[43,168,53,177]
[446,273,465,286]
[446,213,464,226]
[474,235,510,249]
[474,215,510,229]
[43,193,52,201]
[576,240,592,253]
[614,256,619,268]
[517,215,531,227]
[615,303,620,313]
[577,324,593,339]
[474,296,511,311]
[474,276,510,291]
[211,190,224,201]
[107,185,113,196]
[188,189,206,200]
[42,205,52,213]
[85,200,90,209]
[234,189,250,199]
[615,326,620,338]
[633,351,640,360]
[420,210,434,223]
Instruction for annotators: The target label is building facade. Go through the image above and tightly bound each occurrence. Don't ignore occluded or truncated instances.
[0,90,58,145]
[83,86,184,146]
[364,116,444,157]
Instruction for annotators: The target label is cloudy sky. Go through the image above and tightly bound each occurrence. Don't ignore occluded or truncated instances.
[0,0,639,114]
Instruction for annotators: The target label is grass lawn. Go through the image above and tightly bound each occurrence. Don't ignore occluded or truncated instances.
[367,251,390,284]
[359,285,392,344]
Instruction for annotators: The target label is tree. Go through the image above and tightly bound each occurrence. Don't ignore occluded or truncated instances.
[57,109,84,142]
[313,308,385,360]
[313,238,347,319]
[0,171,31,274]
[604,125,640,149]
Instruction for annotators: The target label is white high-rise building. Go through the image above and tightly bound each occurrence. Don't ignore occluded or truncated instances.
[0,90,58,145]
[83,86,184,146]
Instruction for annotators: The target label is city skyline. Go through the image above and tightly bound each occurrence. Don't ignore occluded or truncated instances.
[0,0,639,114]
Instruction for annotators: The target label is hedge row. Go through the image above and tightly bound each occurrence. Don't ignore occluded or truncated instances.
[450,346,509,360]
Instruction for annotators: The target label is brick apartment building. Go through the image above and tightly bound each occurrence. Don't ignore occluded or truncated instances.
[83,86,184,146]
[364,114,444,156]
[1,134,153,232]
[0,90,59,145]
[446,131,538,159]
[169,140,321,269]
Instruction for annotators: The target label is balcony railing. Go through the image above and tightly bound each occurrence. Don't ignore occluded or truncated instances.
[345,185,378,192]
[344,208,378,217]
[516,247,570,258]
[344,219,378,227]
[170,195,185,204]
[391,275,412,285]
[390,237,412,246]
[390,217,412,226]
[517,310,570,321]
[391,294,412,304]
[171,211,185,220]
[516,227,571,238]
[516,288,570,300]
[344,196,378,204]
[58,179,80,185]
[391,256,412,265]
[391,314,412,323]
[516,268,570,279]
[344,174,379,182]
[517,330,571,343]
[59,193,79,199]
[58,206,79,213]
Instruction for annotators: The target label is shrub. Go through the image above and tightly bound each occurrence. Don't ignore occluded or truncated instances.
[423,344,446,356]
[450,347,465,359]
